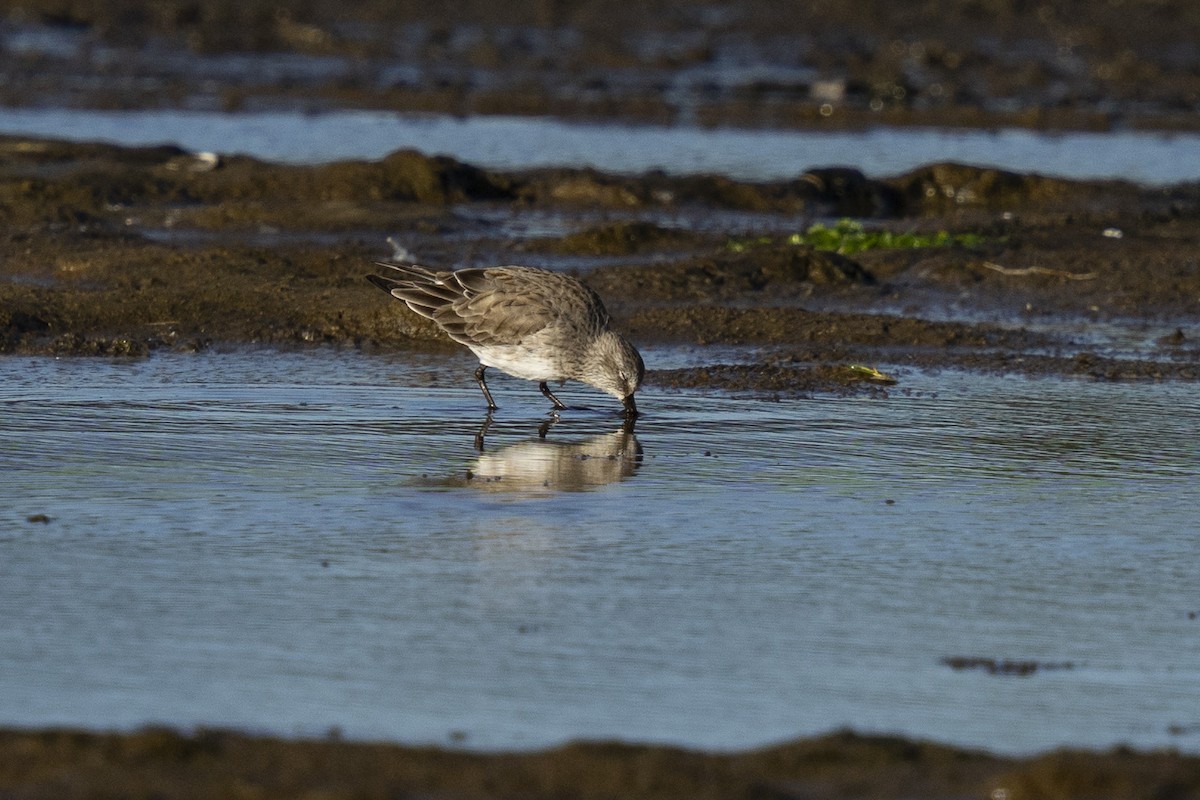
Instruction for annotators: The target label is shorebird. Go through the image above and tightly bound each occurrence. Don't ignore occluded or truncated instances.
[367,260,643,417]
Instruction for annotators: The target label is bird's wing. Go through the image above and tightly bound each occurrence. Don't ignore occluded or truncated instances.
[438,267,608,347]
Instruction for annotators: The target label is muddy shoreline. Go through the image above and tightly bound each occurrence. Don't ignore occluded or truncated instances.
[2,136,1197,394]
[3,726,1199,800]
[3,0,1200,132]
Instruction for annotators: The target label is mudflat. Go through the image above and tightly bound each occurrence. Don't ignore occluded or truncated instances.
[1,0,1199,131]
[3,727,1200,800]
[1,137,1196,391]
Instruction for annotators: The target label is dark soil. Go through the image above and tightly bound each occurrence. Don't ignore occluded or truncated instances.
[2,137,1198,393]
[3,726,1200,800]
[2,0,1200,131]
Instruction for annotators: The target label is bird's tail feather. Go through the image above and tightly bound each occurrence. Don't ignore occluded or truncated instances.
[365,273,404,293]
[366,260,444,294]
[366,262,462,320]
[372,260,441,283]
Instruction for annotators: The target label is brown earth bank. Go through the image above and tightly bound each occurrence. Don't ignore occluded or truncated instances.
[3,726,1200,800]
[1,0,1200,131]
[1,136,1198,393]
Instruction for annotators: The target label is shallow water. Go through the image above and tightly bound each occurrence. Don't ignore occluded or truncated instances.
[2,349,1199,754]
[2,108,1199,183]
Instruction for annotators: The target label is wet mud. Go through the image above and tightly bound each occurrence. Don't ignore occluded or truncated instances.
[2,136,1198,394]
[3,726,1200,800]
[2,0,1200,132]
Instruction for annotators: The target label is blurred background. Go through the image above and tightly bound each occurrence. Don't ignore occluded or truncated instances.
[2,0,1198,130]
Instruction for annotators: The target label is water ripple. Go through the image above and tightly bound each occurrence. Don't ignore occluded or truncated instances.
[2,351,1199,754]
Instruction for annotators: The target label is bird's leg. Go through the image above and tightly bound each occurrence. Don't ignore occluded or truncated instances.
[538,411,561,439]
[475,365,498,410]
[539,382,568,410]
[474,412,494,452]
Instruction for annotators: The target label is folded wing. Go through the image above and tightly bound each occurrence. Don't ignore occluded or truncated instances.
[368,262,609,348]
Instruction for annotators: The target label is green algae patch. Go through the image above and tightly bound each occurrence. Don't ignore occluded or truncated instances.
[730,219,989,256]
[788,219,989,254]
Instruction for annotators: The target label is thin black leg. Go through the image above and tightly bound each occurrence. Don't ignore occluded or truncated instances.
[539,381,568,410]
[538,411,561,439]
[474,412,494,452]
[475,364,498,410]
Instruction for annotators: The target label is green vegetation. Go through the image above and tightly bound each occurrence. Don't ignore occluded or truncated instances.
[842,364,898,384]
[729,219,988,255]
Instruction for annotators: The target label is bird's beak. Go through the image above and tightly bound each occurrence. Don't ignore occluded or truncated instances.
[622,394,638,418]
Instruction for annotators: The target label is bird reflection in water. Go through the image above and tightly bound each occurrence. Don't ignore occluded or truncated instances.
[462,414,642,494]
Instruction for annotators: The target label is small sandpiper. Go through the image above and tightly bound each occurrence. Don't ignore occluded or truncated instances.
[367,260,644,417]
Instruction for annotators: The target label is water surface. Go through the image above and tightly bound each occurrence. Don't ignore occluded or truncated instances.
[2,349,1199,754]
[2,108,1198,183]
